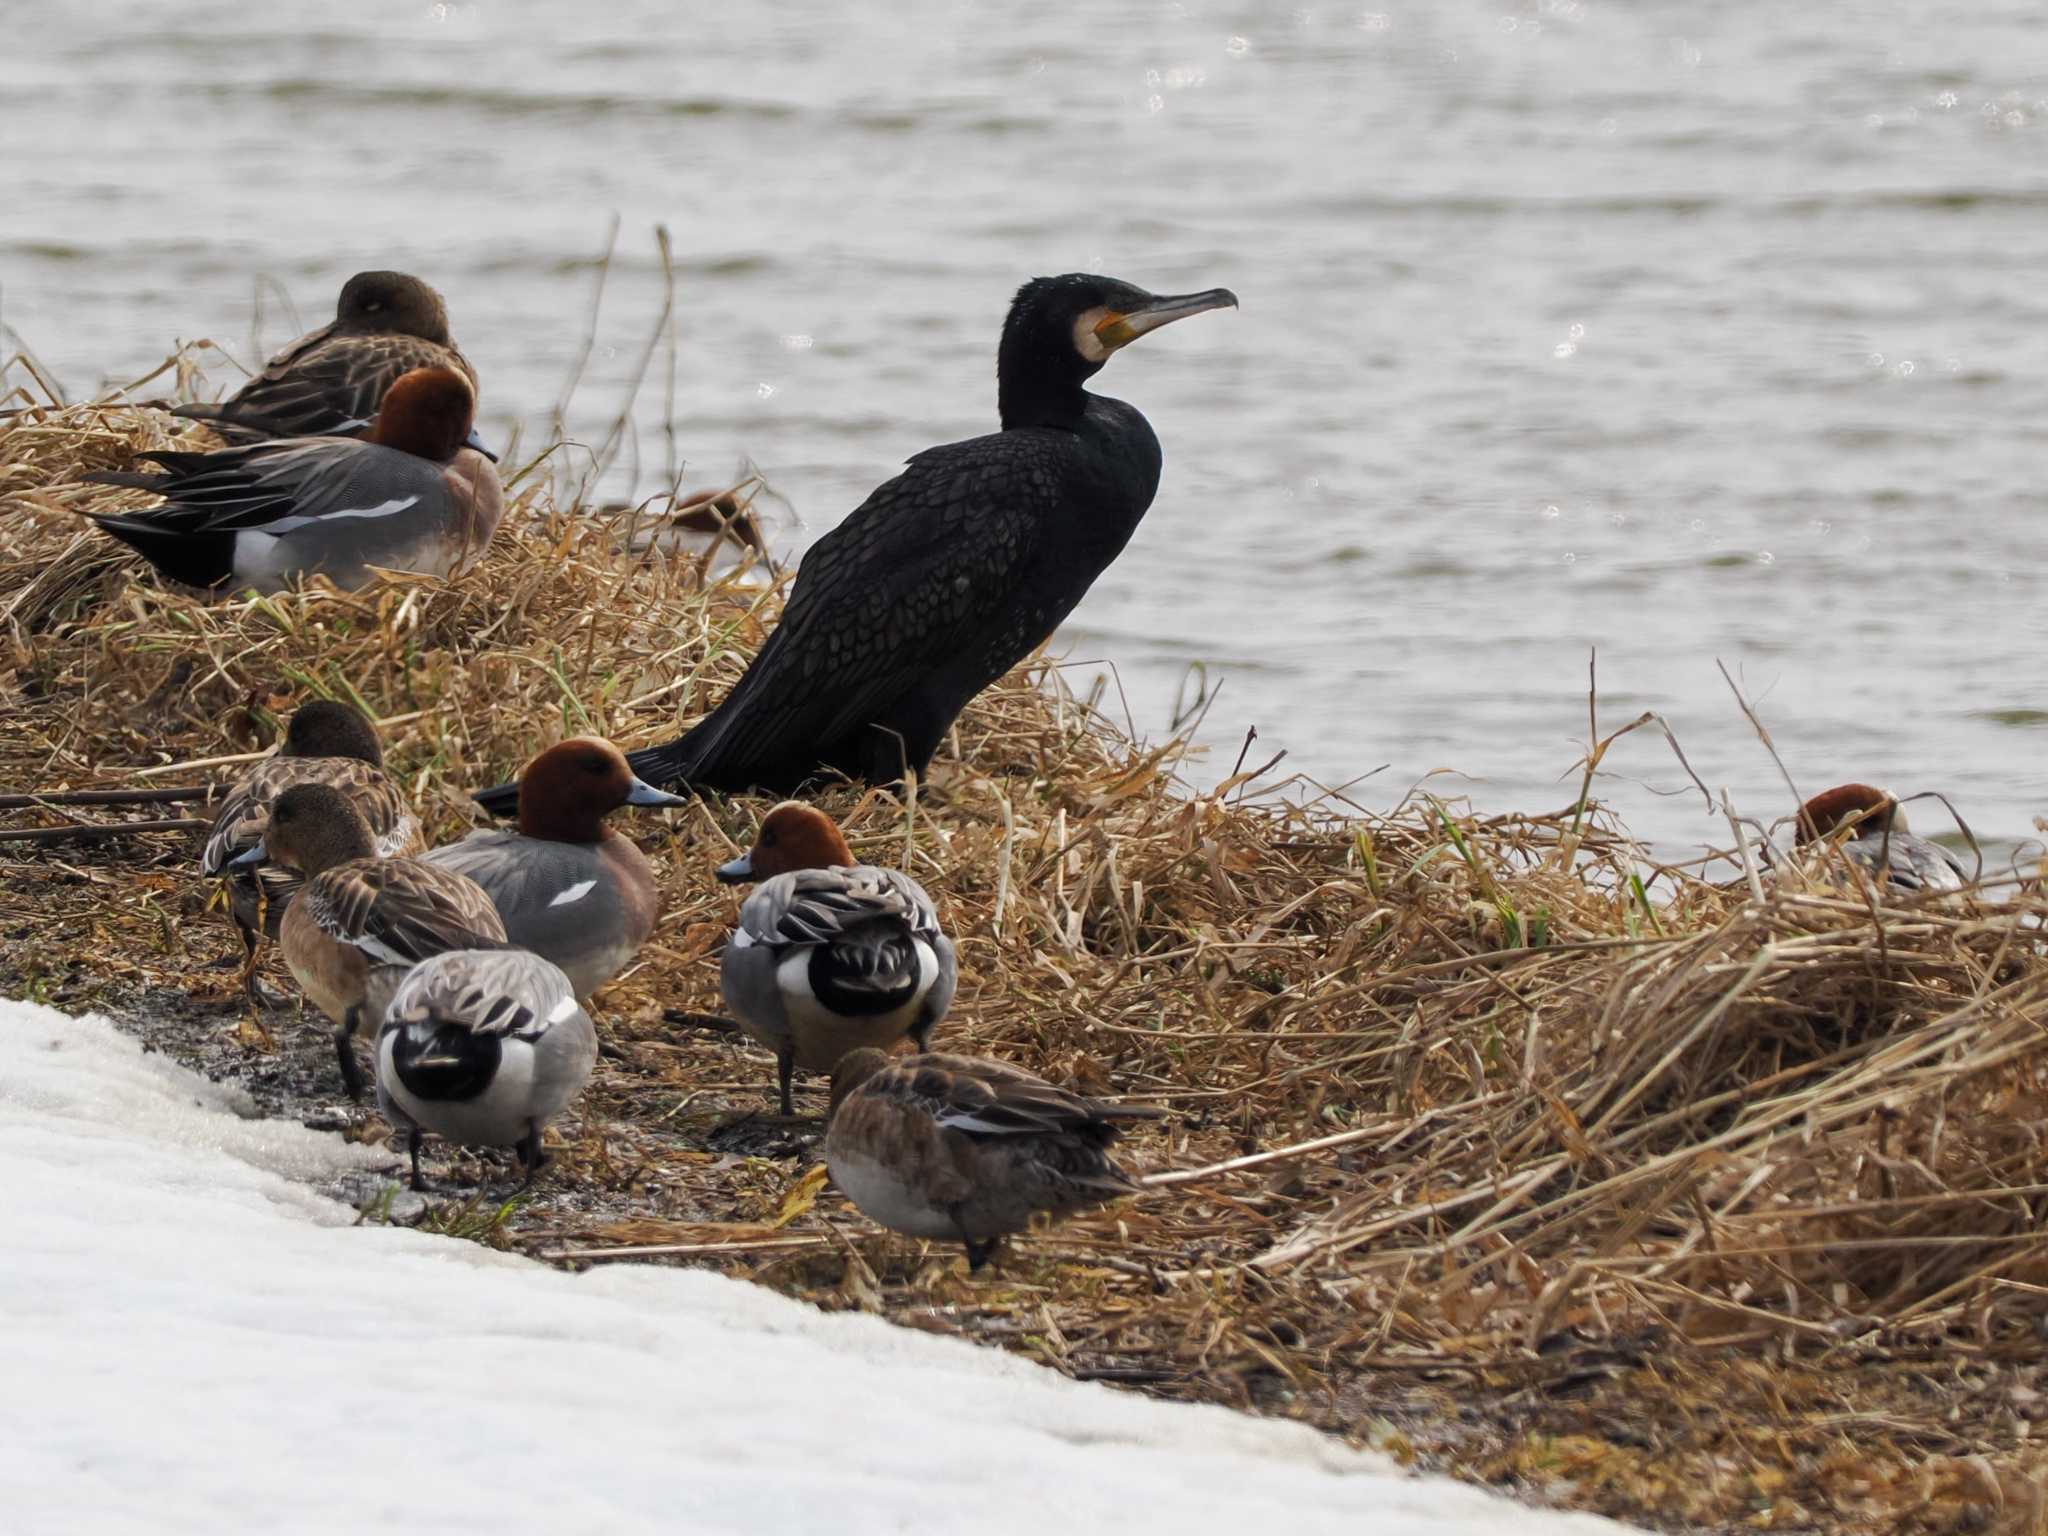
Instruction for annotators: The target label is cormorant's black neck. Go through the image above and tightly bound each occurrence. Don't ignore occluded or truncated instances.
[999,379,1092,431]
[997,322,1101,431]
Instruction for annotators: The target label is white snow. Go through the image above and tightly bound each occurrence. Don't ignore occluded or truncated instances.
[0,998,1637,1535]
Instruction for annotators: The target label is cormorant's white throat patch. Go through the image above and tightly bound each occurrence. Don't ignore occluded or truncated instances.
[1072,306,1113,364]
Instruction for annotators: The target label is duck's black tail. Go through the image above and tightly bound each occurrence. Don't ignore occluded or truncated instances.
[389,1019,502,1103]
[86,514,236,590]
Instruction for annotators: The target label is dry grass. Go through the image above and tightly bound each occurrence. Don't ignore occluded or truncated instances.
[7,384,2048,1535]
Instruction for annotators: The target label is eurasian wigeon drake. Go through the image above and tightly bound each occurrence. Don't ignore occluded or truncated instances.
[171,270,489,451]
[1794,783,1969,893]
[422,738,685,1000]
[229,782,507,1099]
[375,948,597,1191]
[715,802,957,1116]
[572,273,1234,804]
[200,699,422,1004]
[824,1049,1163,1270]
[87,365,502,594]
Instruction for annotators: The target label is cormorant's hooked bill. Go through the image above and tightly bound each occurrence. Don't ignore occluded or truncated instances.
[1089,288,1239,354]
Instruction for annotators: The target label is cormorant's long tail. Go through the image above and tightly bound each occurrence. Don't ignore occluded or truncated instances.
[620,734,711,793]
[468,779,523,817]
[471,626,791,815]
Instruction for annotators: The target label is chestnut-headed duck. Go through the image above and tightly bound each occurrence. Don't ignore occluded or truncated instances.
[201,699,422,1002]
[229,782,506,1099]
[1795,783,1968,893]
[423,738,685,999]
[375,948,597,1191]
[171,270,491,453]
[715,801,956,1116]
[824,1049,1163,1270]
[87,365,502,594]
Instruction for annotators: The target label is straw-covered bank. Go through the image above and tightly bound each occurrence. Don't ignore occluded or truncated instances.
[5,387,2047,1535]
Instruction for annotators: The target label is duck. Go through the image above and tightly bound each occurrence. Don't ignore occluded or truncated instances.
[1794,783,1968,893]
[200,699,422,1004]
[228,782,507,1099]
[422,738,685,999]
[473,272,1236,813]
[824,1048,1163,1270]
[375,948,597,1192]
[714,801,956,1116]
[665,487,773,564]
[86,365,502,594]
[169,269,492,453]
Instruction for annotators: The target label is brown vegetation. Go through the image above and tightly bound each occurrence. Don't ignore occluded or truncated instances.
[6,388,2048,1534]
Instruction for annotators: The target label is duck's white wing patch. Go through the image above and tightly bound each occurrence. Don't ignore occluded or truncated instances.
[931,1108,1020,1136]
[350,933,417,968]
[547,879,598,908]
[258,494,420,537]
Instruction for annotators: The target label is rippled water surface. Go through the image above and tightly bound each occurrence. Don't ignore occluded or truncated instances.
[6,1,2045,850]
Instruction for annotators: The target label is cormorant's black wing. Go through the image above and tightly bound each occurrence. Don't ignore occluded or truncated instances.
[642,428,1071,785]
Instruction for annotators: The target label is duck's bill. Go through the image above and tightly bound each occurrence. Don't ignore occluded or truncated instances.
[714,852,753,884]
[623,778,689,809]
[463,426,501,463]
[227,840,269,871]
[1094,287,1239,351]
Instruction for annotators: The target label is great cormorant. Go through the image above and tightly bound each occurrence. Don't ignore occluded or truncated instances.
[474,273,1233,813]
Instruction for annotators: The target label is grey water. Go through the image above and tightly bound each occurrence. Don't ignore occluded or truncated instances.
[5,0,2045,854]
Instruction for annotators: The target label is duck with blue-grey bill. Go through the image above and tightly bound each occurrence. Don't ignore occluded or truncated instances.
[425,738,685,1000]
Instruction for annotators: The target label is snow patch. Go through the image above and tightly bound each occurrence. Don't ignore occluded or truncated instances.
[0,999,1635,1534]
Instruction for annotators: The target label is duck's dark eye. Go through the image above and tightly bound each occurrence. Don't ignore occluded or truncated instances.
[583,756,608,774]
[759,827,778,849]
